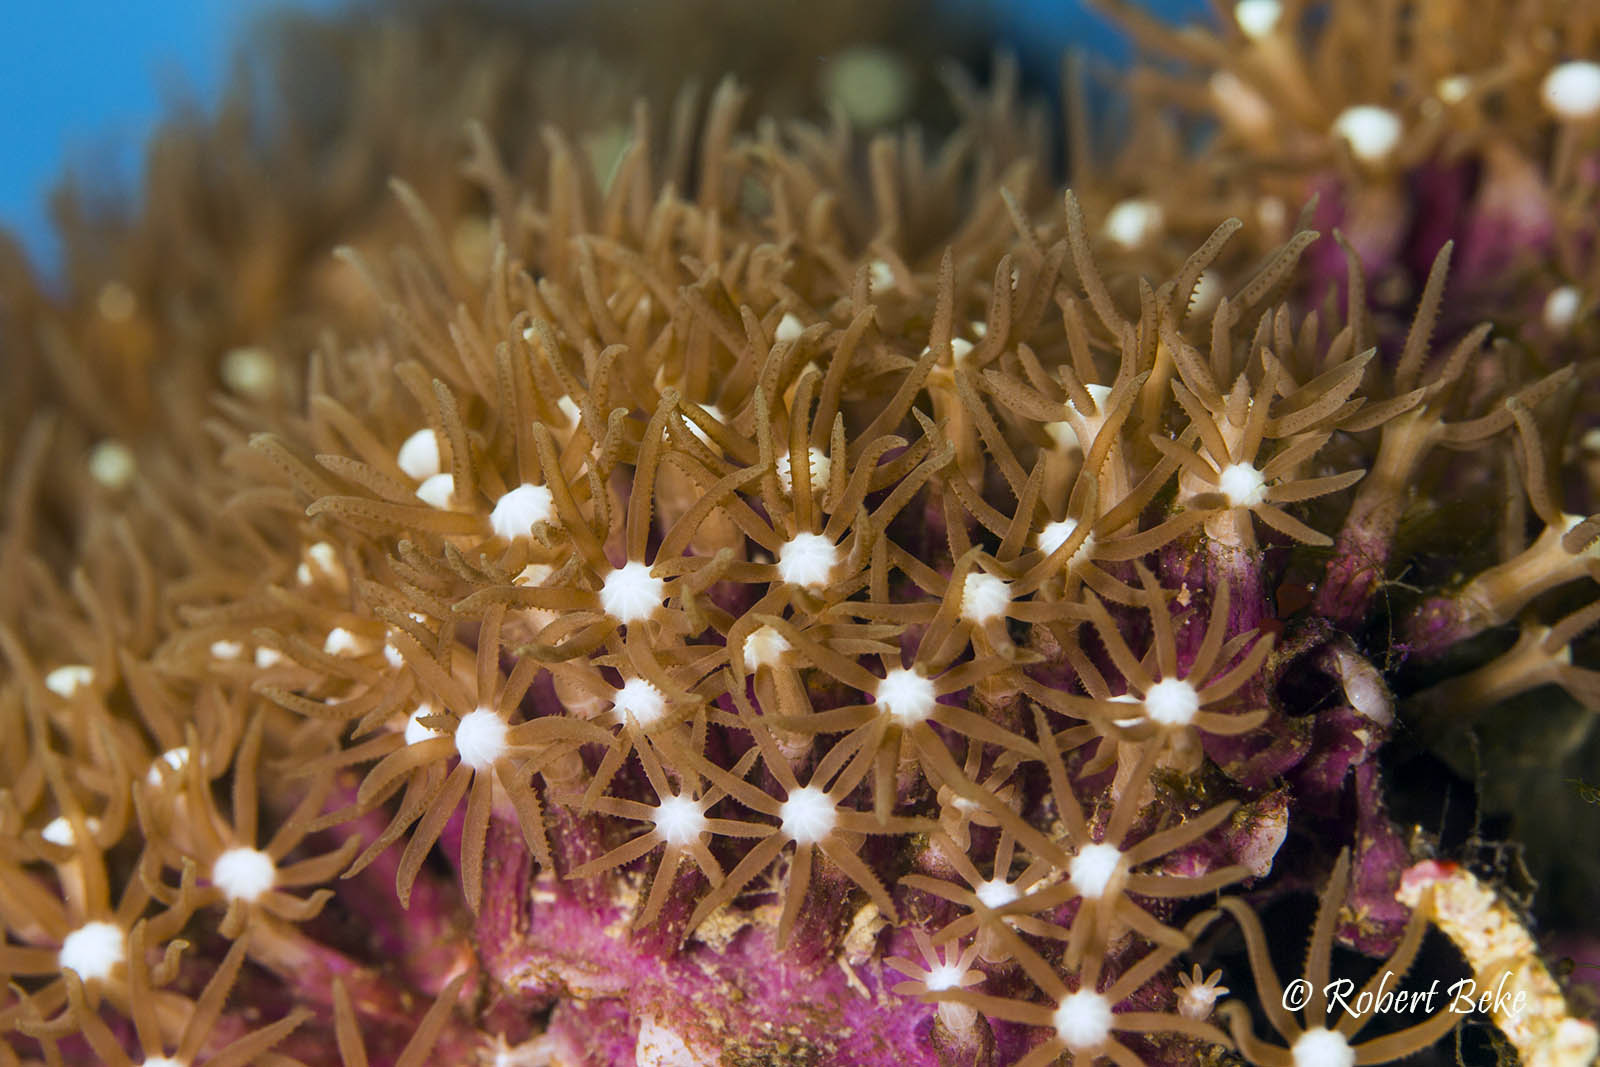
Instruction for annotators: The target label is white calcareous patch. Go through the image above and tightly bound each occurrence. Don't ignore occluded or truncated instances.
[1544,286,1583,333]
[777,533,838,590]
[1542,61,1600,121]
[41,815,100,847]
[515,563,554,587]
[59,921,125,982]
[396,428,442,481]
[1332,106,1403,164]
[821,46,913,129]
[1218,462,1268,508]
[1233,0,1282,39]
[1143,677,1201,726]
[1053,991,1114,1050]
[210,639,244,661]
[1436,75,1472,104]
[652,795,706,847]
[298,542,344,593]
[1290,1028,1355,1067]
[146,746,191,786]
[684,404,724,446]
[960,571,1012,624]
[867,259,895,292]
[1104,198,1164,251]
[513,564,559,628]
[1069,843,1125,899]
[405,705,445,746]
[556,395,583,428]
[742,625,792,672]
[1108,692,1144,729]
[1189,270,1225,316]
[323,627,362,656]
[1037,518,1080,557]
[1037,518,1095,569]
[600,561,666,624]
[778,786,838,844]
[45,665,95,699]
[922,337,975,365]
[490,483,556,540]
[775,312,805,343]
[220,346,277,399]
[212,847,276,902]
[876,668,938,725]
[775,447,831,495]
[453,708,509,769]
[614,678,668,727]
[923,960,968,992]
[1044,383,1116,453]
[87,440,136,490]
[415,473,457,510]
[308,541,338,570]
[255,646,283,669]
[975,878,1020,909]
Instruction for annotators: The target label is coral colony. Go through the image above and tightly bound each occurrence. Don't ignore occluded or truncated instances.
[6,0,1600,1064]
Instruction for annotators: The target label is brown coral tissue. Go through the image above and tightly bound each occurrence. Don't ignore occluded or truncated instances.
[8,0,1600,1064]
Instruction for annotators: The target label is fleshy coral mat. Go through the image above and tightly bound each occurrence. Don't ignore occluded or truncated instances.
[2,1,1600,1064]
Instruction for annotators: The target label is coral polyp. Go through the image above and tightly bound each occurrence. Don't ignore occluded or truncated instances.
[4,1,1600,1064]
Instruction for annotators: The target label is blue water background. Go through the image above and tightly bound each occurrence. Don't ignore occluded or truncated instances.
[0,0,1204,278]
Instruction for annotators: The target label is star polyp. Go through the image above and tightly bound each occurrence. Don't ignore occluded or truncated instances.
[1543,61,1600,121]
[1053,991,1114,1050]
[653,795,706,847]
[613,677,667,727]
[778,787,837,844]
[742,625,791,672]
[876,667,937,725]
[1037,518,1094,567]
[960,572,1012,624]
[1143,677,1201,726]
[923,962,967,992]
[777,533,838,590]
[600,561,666,623]
[58,921,124,983]
[396,428,441,480]
[212,847,276,902]
[1291,1028,1356,1067]
[975,877,1021,909]
[1069,842,1125,899]
[1218,462,1267,508]
[454,708,508,769]
[1233,0,1282,39]
[1332,106,1402,164]
[490,482,555,540]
